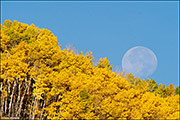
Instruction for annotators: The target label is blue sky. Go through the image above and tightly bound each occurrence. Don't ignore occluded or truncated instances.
[1,1,179,87]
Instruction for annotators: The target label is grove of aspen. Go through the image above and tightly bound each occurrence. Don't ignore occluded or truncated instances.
[0,20,179,119]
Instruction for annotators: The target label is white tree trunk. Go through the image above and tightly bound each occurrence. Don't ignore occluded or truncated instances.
[16,83,27,117]
[15,84,21,115]
[8,81,17,117]
[40,100,45,120]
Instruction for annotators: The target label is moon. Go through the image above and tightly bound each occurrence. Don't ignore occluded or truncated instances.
[122,46,158,78]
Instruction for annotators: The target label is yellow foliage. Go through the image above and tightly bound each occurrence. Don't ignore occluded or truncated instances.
[0,20,179,119]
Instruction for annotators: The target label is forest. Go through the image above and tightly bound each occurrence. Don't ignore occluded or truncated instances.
[0,20,179,119]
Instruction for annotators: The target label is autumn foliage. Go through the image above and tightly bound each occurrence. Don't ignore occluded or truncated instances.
[0,20,179,119]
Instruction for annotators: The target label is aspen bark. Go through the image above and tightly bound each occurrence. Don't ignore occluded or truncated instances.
[0,82,2,91]
[26,78,31,95]
[29,96,35,119]
[1,93,4,117]
[40,100,45,120]
[31,85,39,120]
[32,99,38,120]
[4,97,7,114]
[15,84,21,115]
[5,80,10,114]
[29,78,35,119]
[16,84,27,117]
[0,82,3,116]
[12,94,16,116]
[13,80,19,116]
[8,81,17,117]
[16,75,31,117]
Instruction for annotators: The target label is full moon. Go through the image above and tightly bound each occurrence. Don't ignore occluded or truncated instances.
[122,46,158,78]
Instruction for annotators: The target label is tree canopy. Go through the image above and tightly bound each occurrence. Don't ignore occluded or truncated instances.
[0,20,179,119]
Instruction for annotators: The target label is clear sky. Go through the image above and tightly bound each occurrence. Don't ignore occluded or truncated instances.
[1,1,179,87]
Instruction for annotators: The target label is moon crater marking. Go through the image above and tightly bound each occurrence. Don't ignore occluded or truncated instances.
[122,46,158,78]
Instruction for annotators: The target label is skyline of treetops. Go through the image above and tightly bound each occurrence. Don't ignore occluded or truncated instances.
[0,20,179,119]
